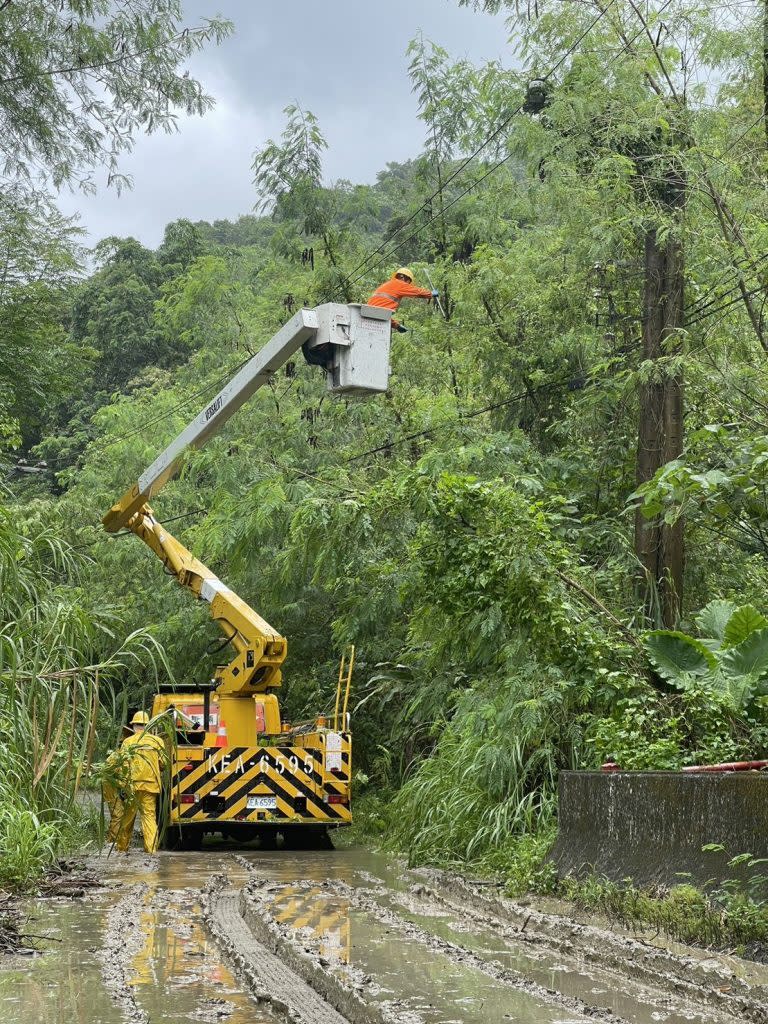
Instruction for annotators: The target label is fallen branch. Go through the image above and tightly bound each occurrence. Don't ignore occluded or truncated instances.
[555,568,644,652]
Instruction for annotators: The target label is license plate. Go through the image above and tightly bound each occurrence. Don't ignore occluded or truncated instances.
[247,795,277,810]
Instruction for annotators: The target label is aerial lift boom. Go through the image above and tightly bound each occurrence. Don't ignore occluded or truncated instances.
[102,303,391,845]
[103,303,391,700]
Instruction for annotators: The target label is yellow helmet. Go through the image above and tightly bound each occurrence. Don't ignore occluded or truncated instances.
[130,710,150,726]
[395,267,414,282]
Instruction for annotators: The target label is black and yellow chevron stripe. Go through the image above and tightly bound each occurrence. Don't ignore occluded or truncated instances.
[168,737,351,826]
[268,884,350,961]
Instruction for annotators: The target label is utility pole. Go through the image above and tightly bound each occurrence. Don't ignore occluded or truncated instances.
[634,166,685,627]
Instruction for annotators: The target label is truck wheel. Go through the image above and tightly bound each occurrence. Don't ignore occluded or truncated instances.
[315,827,334,850]
[281,827,333,850]
[178,828,203,851]
[162,826,203,851]
[258,829,278,850]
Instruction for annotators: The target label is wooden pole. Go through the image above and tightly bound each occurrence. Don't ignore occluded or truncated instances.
[634,217,685,627]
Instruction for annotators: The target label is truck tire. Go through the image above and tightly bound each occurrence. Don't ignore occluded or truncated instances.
[281,827,333,850]
[162,826,203,851]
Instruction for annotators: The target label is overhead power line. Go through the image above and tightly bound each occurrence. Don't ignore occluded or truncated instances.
[38,0,680,482]
[342,0,626,291]
[343,358,641,465]
[685,284,765,330]
[71,365,631,555]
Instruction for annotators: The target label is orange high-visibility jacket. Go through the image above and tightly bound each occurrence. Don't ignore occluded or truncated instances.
[367,276,433,312]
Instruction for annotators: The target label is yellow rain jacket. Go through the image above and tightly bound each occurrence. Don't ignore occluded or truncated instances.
[120,729,166,793]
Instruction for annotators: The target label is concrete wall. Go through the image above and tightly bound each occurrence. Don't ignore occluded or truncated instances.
[551,771,768,887]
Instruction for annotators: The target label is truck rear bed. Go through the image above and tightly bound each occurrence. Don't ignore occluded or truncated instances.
[168,733,351,833]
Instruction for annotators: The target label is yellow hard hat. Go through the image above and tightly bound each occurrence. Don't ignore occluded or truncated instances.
[130,710,150,726]
[395,267,414,282]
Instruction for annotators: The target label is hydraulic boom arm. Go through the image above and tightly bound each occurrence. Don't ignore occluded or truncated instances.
[102,303,391,696]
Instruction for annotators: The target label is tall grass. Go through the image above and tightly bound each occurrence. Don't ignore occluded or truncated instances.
[0,505,167,889]
[390,665,583,865]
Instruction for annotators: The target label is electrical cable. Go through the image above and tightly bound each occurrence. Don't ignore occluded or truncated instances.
[685,284,764,329]
[687,263,768,321]
[349,7,768,333]
[341,0,625,291]
[343,0,677,294]
[343,367,627,465]
[68,366,631,556]
[39,250,759,489]
[32,0,677,483]
[30,2,762,528]
[23,354,252,470]
[688,250,768,307]
[69,507,207,549]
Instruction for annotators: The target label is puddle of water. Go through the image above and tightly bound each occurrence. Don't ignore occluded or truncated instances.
[129,897,270,1023]
[257,881,584,1024]
[237,845,402,888]
[255,872,737,1024]
[346,906,584,1024]
[268,884,350,963]
[93,843,398,894]
[95,847,252,892]
[0,872,271,1024]
[0,896,125,1024]
[2,844,748,1024]
[0,845,393,1024]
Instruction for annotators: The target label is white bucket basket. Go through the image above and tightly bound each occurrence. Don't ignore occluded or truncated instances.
[307,303,392,396]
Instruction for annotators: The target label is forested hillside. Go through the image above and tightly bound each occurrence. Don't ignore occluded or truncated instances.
[3,0,768,886]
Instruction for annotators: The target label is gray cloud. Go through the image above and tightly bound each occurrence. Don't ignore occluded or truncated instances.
[57,1,511,248]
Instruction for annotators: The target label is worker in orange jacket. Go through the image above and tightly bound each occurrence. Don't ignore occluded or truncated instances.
[367,267,438,332]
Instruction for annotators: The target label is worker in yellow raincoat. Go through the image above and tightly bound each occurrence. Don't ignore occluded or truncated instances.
[116,710,167,853]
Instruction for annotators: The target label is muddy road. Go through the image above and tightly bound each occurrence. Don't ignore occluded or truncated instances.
[1,843,766,1024]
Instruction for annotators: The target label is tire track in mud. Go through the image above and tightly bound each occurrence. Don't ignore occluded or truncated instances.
[242,876,614,1024]
[100,884,151,1024]
[325,878,750,1024]
[95,864,245,1024]
[410,870,768,1024]
[202,875,356,1024]
[232,860,765,1024]
[95,849,767,1024]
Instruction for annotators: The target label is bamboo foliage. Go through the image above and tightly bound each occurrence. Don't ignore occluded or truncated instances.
[0,506,168,888]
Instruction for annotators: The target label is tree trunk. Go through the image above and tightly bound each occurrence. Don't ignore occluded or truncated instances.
[635,226,684,627]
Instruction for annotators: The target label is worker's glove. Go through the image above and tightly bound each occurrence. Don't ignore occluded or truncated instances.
[394,323,408,333]
[431,289,439,299]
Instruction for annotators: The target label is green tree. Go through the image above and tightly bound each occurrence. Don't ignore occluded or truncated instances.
[252,104,380,297]
[70,236,177,395]
[0,1,232,191]
[0,186,87,452]
[157,218,206,274]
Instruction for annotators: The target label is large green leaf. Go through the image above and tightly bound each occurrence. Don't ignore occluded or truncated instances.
[722,605,768,648]
[722,672,759,710]
[694,669,758,710]
[644,631,717,684]
[720,628,768,680]
[695,599,736,644]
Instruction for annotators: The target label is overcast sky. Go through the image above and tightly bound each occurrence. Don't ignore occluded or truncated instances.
[56,1,512,248]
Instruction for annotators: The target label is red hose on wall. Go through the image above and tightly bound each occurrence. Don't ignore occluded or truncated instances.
[681,760,768,773]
